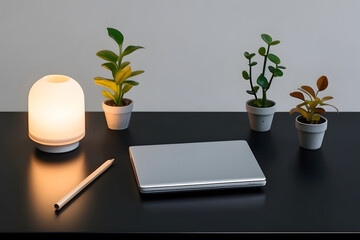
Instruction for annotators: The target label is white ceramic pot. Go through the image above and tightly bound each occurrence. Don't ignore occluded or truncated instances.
[102,98,134,130]
[246,99,276,132]
[295,115,327,150]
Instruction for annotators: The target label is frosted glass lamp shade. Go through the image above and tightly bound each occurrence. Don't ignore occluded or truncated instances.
[28,75,85,153]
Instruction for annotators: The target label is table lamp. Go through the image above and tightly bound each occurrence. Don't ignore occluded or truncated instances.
[28,75,85,153]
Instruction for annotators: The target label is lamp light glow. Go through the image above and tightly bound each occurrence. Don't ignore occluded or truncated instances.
[28,75,85,153]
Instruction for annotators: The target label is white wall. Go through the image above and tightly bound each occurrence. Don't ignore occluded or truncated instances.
[0,0,358,112]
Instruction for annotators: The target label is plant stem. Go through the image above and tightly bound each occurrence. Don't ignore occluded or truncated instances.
[116,45,123,105]
[262,45,270,75]
[119,92,124,106]
[262,88,267,107]
[267,73,275,91]
[249,59,258,100]
[309,108,314,123]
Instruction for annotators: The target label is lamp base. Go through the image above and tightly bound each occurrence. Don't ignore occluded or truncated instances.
[36,142,79,153]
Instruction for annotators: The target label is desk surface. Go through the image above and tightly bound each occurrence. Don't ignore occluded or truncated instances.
[0,112,358,237]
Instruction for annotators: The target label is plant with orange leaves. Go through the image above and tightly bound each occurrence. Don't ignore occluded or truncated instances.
[289,75,338,124]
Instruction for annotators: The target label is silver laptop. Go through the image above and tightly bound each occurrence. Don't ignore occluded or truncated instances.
[129,140,266,193]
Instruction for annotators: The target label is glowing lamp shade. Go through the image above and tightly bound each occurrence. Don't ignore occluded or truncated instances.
[28,75,85,153]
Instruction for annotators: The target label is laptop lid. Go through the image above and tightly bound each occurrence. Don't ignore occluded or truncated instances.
[129,140,266,193]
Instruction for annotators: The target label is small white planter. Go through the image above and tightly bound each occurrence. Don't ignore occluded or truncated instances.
[295,115,327,150]
[102,98,134,130]
[246,99,276,132]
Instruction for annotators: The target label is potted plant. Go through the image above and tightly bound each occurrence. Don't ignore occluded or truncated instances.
[242,34,286,131]
[94,27,144,130]
[290,75,338,150]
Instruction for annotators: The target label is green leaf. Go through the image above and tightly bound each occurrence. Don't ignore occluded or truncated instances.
[249,62,257,67]
[254,99,262,107]
[130,70,144,78]
[268,66,276,73]
[257,74,269,89]
[244,52,255,59]
[96,50,118,63]
[261,34,272,44]
[115,65,131,84]
[101,62,117,78]
[242,71,250,80]
[120,61,130,69]
[258,47,266,56]
[114,84,121,103]
[122,84,133,94]
[101,62,117,71]
[94,78,117,92]
[121,45,144,58]
[290,107,310,121]
[296,102,307,108]
[121,80,139,94]
[313,114,321,121]
[269,40,280,46]
[107,28,124,47]
[102,90,115,101]
[274,68,283,77]
[268,53,281,64]
[264,100,273,107]
[319,102,339,112]
[278,65,286,69]
[123,80,139,86]
[247,86,260,95]
[94,76,114,82]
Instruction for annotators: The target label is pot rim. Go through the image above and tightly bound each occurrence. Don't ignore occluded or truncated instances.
[295,115,327,126]
[295,115,328,133]
[246,99,276,108]
[246,99,276,115]
[102,98,134,114]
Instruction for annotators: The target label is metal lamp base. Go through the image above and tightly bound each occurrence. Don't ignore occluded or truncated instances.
[36,142,79,153]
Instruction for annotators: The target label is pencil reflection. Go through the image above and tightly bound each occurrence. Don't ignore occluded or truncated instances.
[28,149,88,229]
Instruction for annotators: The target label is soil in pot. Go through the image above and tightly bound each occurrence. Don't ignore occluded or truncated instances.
[296,116,326,125]
[104,98,132,107]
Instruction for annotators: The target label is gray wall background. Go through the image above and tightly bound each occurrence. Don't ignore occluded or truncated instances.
[0,0,358,111]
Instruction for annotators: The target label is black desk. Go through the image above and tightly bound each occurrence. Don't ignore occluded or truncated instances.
[0,112,358,239]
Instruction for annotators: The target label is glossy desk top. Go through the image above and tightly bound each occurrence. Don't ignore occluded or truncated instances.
[0,112,358,238]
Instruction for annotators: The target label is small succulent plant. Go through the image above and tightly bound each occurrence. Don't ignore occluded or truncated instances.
[94,27,144,106]
[242,34,286,108]
[290,75,338,124]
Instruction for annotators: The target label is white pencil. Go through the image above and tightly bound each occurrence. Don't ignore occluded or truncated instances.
[54,158,115,211]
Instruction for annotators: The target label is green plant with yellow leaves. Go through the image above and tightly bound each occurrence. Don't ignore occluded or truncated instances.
[242,33,286,108]
[94,27,144,106]
[290,75,338,124]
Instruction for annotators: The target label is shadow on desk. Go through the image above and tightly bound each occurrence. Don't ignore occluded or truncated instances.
[139,186,265,201]
[139,187,266,212]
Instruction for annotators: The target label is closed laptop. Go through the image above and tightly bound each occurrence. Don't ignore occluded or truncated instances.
[129,140,266,193]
